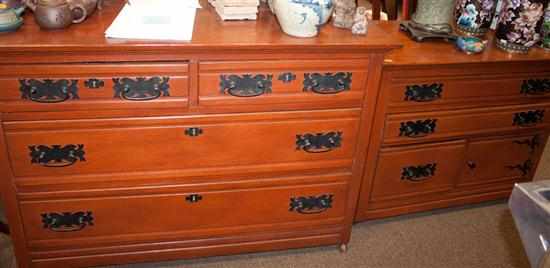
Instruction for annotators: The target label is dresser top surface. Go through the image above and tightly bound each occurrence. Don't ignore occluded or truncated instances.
[0,0,401,57]
[380,23,550,67]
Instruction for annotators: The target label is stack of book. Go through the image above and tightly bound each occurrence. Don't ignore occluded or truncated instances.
[210,0,259,21]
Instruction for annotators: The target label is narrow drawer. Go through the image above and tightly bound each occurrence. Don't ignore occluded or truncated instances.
[370,140,465,202]
[385,68,550,110]
[383,103,550,145]
[20,181,348,248]
[5,110,360,177]
[198,60,368,110]
[459,133,547,186]
[0,63,189,112]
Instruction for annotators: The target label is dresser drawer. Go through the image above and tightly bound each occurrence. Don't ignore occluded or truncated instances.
[383,104,550,145]
[198,60,368,110]
[5,110,360,177]
[0,63,189,112]
[385,68,550,110]
[20,181,348,249]
[370,140,465,202]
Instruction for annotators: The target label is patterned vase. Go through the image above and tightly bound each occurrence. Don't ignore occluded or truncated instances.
[541,4,550,49]
[273,0,334,37]
[495,0,548,53]
[455,0,498,36]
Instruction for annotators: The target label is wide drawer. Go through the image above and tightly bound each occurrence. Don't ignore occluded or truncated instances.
[20,181,348,249]
[0,63,189,112]
[383,103,550,145]
[198,60,368,110]
[384,66,550,111]
[370,140,465,202]
[5,110,360,177]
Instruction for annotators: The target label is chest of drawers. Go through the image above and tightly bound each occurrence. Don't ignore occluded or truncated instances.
[354,28,550,221]
[0,1,399,267]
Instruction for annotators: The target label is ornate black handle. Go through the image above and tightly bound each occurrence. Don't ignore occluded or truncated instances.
[19,79,79,103]
[186,194,203,203]
[521,79,550,95]
[506,159,533,176]
[219,74,273,97]
[29,144,86,167]
[289,194,333,214]
[399,119,437,138]
[513,110,545,127]
[296,131,342,153]
[404,83,443,102]
[513,135,541,153]
[401,163,437,182]
[42,211,94,232]
[185,127,203,137]
[113,77,170,101]
[303,72,352,94]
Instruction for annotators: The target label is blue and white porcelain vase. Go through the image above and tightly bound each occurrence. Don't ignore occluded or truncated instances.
[273,0,333,37]
[495,0,548,53]
[455,0,497,36]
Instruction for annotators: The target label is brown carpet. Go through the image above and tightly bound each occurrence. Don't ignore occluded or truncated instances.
[1,141,548,268]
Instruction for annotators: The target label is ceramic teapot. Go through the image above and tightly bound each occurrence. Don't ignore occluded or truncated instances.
[0,5,24,32]
[66,0,101,21]
[24,0,86,30]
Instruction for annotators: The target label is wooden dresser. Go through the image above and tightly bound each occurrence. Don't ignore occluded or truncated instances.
[0,1,399,267]
[355,25,550,221]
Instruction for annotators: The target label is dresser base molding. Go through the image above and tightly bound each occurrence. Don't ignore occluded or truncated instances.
[29,231,343,268]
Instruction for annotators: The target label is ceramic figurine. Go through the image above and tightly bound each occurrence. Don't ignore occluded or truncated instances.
[332,0,355,29]
[351,6,367,35]
[540,4,550,50]
[0,5,24,32]
[455,0,497,36]
[495,0,546,53]
[455,36,488,54]
[273,0,333,37]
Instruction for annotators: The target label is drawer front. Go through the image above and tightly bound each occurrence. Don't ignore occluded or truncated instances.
[370,140,465,201]
[20,182,348,243]
[6,112,359,177]
[386,70,550,109]
[459,133,546,186]
[198,60,368,109]
[0,63,189,112]
[384,104,550,144]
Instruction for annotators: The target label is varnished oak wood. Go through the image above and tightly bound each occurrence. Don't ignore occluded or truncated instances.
[0,0,399,267]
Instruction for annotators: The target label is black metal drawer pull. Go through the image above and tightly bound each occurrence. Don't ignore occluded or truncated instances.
[42,211,94,232]
[29,144,86,167]
[84,78,104,89]
[219,74,273,97]
[404,83,443,102]
[278,72,296,83]
[513,135,541,153]
[521,79,550,95]
[19,79,79,103]
[186,194,203,203]
[506,159,533,176]
[296,131,342,153]
[401,163,437,182]
[113,77,170,101]
[289,194,333,214]
[399,119,437,138]
[513,110,545,127]
[303,72,352,94]
[185,127,203,137]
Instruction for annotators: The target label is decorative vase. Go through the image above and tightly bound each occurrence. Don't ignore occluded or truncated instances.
[273,0,333,37]
[455,0,497,36]
[495,0,547,53]
[541,4,550,50]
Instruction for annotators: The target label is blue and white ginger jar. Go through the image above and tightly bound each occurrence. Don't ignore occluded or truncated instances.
[273,0,334,37]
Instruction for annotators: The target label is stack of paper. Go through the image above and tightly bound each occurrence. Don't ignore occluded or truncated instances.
[105,0,201,41]
[210,0,259,20]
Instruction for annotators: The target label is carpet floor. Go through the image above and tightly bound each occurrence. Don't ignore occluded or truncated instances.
[1,141,549,268]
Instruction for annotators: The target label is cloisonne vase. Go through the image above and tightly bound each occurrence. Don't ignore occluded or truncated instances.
[495,0,548,53]
[541,4,550,49]
[455,0,498,36]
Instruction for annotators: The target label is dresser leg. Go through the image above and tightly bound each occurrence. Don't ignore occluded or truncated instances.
[339,244,348,253]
